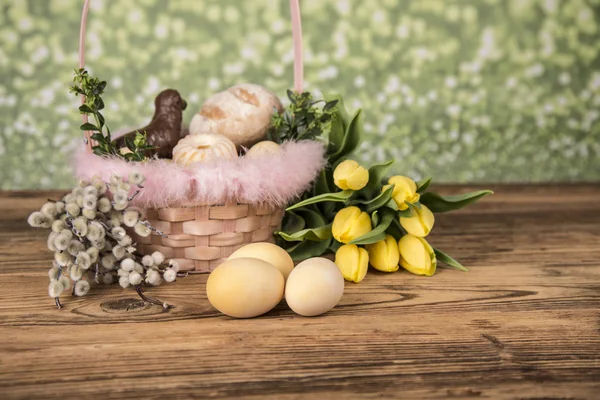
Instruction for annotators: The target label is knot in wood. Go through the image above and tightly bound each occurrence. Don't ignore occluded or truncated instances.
[101,298,149,313]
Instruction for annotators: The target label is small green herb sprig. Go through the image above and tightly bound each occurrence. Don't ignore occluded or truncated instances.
[70,69,154,161]
[69,68,114,155]
[119,132,157,162]
[268,90,338,143]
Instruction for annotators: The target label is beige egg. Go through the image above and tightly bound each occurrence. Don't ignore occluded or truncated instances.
[189,84,283,148]
[172,133,237,166]
[245,141,282,159]
[285,257,345,317]
[206,258,284,318]
[228,242,294,280]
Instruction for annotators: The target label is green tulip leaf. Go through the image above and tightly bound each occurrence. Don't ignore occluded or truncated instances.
[397,208,413,218]
[405,201,421,213]
[385,219,404,241]
[324,93,349,129]
[348,184,394,210]
[277,208,332,242]
[282,208,332,260]
[327,118,344,157]
[286,190,353,211]
[283,241,302,253]
[313,168,332,196]
[364,185,395,212]
[330,109,363,163]
[296,208,327,228]
[324,94,349,156]
[277,227,330,242]
[363,159,395,199]
[281,211,305,233]
[349,209,395,245]
[371,210,379,226]
[288,238,332,261]
[420,190,493,213]
[350,232,386,246]
[433,247,469,272]
[385,198,399,211]
[417,177,432,193]
[322,201,339,222]
[312,169,339,220]
[329,240,343,253]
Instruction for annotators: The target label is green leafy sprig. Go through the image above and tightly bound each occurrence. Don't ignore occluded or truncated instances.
[69,68,114,155]
[268,90,338,143]
[119,132,157,162]
[69,68,154,161]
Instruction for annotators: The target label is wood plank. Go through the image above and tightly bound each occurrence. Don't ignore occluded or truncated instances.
[0,185,599,399]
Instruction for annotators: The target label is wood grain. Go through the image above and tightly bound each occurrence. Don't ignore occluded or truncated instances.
[0,185,599,399]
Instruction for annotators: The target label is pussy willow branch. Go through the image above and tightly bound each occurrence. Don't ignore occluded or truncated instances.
[134,285,173,311]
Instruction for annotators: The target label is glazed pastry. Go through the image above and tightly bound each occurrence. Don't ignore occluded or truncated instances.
[172,133,237,166]
[189,84,283,148]
[245,141,281,158]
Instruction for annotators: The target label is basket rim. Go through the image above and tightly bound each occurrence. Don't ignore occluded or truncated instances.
[74,140,326,210]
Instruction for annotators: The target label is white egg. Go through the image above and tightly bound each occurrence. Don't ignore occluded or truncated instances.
[206,257,284,318]
[285,257,345,317]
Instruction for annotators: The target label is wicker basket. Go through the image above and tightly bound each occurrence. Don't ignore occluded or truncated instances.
[131,204,284,272]
[76,0,306,272]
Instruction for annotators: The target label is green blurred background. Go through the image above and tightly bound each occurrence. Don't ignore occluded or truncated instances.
[1,0,599,189]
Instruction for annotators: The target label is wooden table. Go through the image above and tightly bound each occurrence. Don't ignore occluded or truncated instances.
[1,185,599,399]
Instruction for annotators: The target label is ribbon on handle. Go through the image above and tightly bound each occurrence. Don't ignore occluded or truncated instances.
[289,0,304,93]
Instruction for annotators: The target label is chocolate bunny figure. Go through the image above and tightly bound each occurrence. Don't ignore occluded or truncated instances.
[113,89,187,158]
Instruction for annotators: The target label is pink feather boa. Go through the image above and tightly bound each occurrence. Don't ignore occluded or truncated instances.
[74,141,326,209]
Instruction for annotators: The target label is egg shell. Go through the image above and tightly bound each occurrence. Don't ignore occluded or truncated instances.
[228,242,294,280]
[285,257,345,317]
[246,141,282,158]
[206,258,284,318]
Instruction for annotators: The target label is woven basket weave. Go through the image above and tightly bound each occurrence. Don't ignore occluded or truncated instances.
[131,204,284,272]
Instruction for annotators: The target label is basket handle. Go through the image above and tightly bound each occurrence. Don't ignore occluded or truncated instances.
[78,0,305,153]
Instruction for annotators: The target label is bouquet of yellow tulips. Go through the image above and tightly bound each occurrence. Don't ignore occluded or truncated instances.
[276,94,492,283]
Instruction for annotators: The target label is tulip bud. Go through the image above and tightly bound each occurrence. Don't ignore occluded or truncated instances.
[398,235,437,276]
[365,234,400,272]
[333,160,369,191]
[399,204,435,237]
[383,176,420,210]
[335,244,369,283]
[332,206,372,244]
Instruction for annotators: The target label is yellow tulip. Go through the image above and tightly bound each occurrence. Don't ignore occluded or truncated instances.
[335,244,369,283]
[331,206,372,244]
[399,204,435,237]
[333,160,369,190]
[365,234,399,272]
[383,176,420,210]
[398,234,437,276]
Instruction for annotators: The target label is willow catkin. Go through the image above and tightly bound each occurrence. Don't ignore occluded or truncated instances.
[73,280,90,297]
